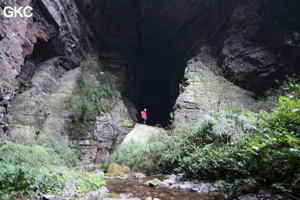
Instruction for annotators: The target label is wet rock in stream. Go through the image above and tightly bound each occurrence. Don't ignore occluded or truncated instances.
[105,174,217,200]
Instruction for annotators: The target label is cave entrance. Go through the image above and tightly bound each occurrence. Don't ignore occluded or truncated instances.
[138,61,171,127]
[129,48,184,127]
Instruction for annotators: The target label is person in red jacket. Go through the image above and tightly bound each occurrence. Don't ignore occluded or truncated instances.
[141,108,147,124]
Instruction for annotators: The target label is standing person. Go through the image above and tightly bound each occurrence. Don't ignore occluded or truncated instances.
[141,108,147,125]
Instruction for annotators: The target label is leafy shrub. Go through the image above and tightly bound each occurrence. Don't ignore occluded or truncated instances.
[60,169,106,193]
[0,162,64,199]
[253,75,300,112]
[176,111,257,148]
[263,84,300,137]
[105,134,174,172]
[0,162,105,199]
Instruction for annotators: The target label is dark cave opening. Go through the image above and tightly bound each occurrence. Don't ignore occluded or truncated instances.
[120,23,187,127]
[31,38,62,59]
[137,63,171,127]
[130,47,185,127]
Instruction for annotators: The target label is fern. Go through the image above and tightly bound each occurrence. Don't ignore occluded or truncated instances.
[195,114,216,130]
[213,116,234,137]
[237,115,256,133]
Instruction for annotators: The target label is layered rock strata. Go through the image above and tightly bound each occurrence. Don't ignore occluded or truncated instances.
[173,52,255,128]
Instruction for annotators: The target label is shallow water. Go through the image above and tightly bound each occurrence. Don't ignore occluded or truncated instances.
[106,177,216,200]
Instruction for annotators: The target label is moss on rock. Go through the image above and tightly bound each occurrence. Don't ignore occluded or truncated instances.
[107,162,130,176]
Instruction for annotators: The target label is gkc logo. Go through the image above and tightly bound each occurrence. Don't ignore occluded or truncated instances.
[1,6,33,18]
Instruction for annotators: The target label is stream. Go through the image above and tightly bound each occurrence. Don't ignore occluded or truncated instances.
[106,176,217,200]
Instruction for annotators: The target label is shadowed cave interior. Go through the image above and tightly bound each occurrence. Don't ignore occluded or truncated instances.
[132,46,185,127]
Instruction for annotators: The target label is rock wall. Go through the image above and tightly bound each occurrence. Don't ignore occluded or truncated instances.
[72,56,134,164]
[173,51,255,128]
[1,0,54,127]
[210,0,300,95]
[9,58,67,141]
[0,0,94,133]
[78,0,300,125]
[8,55,133,164]
[1,0,134,164]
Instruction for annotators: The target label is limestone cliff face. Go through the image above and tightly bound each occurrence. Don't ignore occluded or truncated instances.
[0,0,90,127]
[1,0,130,164]
[8,55,133,164]
[172,52,255,128]
[1,0,300,164]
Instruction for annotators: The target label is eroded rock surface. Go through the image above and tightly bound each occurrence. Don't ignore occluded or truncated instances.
[9,56,133,164]
[173,53,255,127]
[9,57,68,143]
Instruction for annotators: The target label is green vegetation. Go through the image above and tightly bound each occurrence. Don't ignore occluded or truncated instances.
[70,74,116,136]
[66,169,105,193]
[105,134,174,172]
[0,133,106,199]
[104,173,116,176]
[0,162,63,199]
[106,82,300,198]
[152,178,161,184]
[0,134,79,168]
[0,67,117,199]
[0,162,105,199]
[253,75,300,112]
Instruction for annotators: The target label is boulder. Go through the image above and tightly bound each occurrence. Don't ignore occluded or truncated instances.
[163,179,176,185]
[63,178,76,196]
[107,163,130,176]
[144,178,162,188]
[121,124,168,145]
[179,182,194,191]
